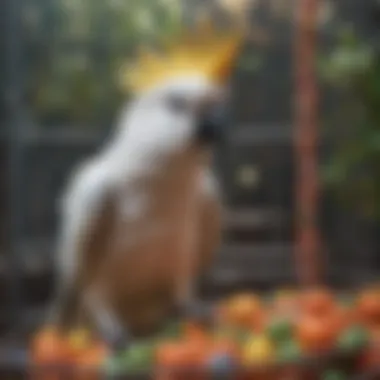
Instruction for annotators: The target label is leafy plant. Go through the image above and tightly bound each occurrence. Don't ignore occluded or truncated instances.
[320,26,380,218]
[24,0,183,127]
[22,0,287,129]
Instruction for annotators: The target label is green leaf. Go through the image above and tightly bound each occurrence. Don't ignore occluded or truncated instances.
[266,318,294,345]
[322,369,347,380]
[337,325,369,352]
[120,341,157,372]
[276,340,301,364]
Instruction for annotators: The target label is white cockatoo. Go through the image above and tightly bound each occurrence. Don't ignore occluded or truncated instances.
[49,21,242,348]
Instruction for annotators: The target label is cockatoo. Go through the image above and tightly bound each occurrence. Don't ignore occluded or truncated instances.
[49,22,242,348]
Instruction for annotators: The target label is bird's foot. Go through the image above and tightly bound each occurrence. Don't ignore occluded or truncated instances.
[100,328,132,354]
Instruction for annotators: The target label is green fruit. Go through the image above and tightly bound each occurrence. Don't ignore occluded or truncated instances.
[121,341,156,371]
[104,354,124,377]
[337,326,369,352]
[322,369,347,380]
[276,340,301,364]
[266,318,294,344]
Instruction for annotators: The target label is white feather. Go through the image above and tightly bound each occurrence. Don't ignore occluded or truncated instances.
[54,73,222,335]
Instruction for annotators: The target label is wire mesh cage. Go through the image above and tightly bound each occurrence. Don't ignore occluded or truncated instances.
[1,0,380,379]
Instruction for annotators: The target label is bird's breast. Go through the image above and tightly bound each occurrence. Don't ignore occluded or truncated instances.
[95,159,203,332]
[97,214,193,333]
[101,210,194,295]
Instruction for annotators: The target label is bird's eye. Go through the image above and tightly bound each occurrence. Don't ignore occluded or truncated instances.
[166,95,189,113]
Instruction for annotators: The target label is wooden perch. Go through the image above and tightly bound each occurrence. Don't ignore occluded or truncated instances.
[294,0,321,285]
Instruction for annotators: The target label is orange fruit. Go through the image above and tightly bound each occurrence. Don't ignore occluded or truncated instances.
[156,341,204,368]
[31,327,108,380]
[356,289,380,327]
[183,322,210,345]
[327,305,351,335]
[30,327,67,380]
[299,287,335,317]
[224,294,262,329]
[31,327,67,363]
[155,340,209,380]
[74,343,109,380]
[296,314,338,353]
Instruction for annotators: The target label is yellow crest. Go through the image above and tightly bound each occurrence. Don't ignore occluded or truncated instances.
[121,18,243,94]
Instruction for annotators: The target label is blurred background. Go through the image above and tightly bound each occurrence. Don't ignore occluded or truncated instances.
[1,0,380,337]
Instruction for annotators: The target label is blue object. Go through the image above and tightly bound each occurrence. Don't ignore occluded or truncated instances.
[207,353,237,379]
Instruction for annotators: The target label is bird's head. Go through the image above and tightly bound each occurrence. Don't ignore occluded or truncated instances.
[118,20,243,161]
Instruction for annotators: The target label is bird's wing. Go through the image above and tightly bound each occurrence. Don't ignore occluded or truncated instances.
[51,160,115,328]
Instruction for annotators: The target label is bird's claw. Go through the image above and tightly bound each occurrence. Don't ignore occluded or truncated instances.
[98,327,132,354]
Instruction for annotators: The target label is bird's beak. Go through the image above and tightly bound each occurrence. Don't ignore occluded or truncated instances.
[196,90,230,145]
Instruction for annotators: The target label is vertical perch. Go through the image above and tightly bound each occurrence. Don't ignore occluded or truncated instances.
[294,0,321,285]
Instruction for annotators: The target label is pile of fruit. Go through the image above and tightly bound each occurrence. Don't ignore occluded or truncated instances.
[30,327,108,380]
[31,286,380,379]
